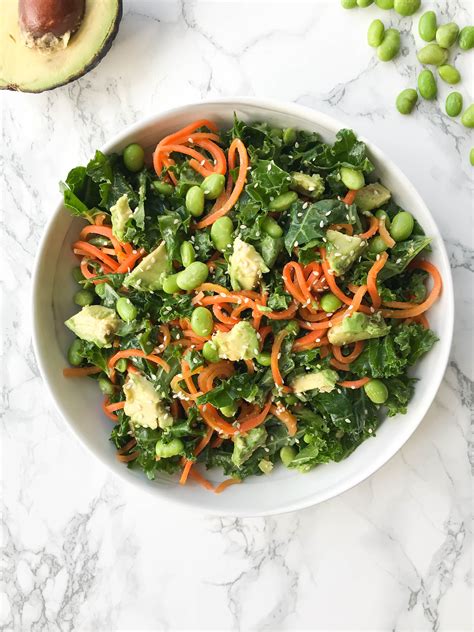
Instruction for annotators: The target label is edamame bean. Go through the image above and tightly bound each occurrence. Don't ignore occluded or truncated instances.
[269,191,298,212]
[74,289,94,307]
[436,22,459,49]
[459,26,474,51]
[210,216,234,252]
[201,173,225,200]
[340,167,365,190]
[368,19,385,48]
[123,143,145,172]
[341,0,357,7]
[438,64,460,85]
[418,69,437,100]
[269,128,282,139]
[220,403,238,418]
[390,211,414,241]
[417,43,449,66]
[470,149,474,167]
[285,394,299,405]
[162,273,181,294]
[95,284,106,298]
[375,209,391,228]
[445,92,463,117]
[396,88,418,115]
[364,379,389,404]
[116,297,137,322]
[256,351,271,367]
[285,321,300,335]
[155,438,184,459]
[262,216,283,238]
[67,339,83,366]
[461,105,474,129]
[375,0,394,9]
[89,236,111,248]
[368,236,389,254]
[98,377,115,396]
[202,341,220,363]
[280,446,296,467]
[186,185,205,217]
[377,28,401,62]
[357,0,373,7]
[176,262,209,291]
[394,0,420,16]
[418,11,437,42]
[282,128,297,145]
[180,241,196,267]
[72,266,85,284]
[320,293,343,313]
[153,180,174,196]
[115,358,128,372]
[191,306,214,337]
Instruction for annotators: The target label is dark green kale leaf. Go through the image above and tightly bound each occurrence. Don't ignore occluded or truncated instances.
[246,159,290,206]
[384,376,416,416]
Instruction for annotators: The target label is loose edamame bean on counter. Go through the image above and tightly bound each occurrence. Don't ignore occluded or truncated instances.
[116,296,137,322]
[191,306,214,337]
[68,339,83,366]
[162,273,181,294]
[123,143,145,172]
[459,26,474,51]
[320,293,343,313]
[390,211,414,241]
[341,0,357,7]
[186,185,205,217]
[461,105,474,129]
[368,19,385,48]
[436,22,459,49]
[155,438,184,459]
[201,173,225,200]
[445,92,463,118]
[418,69,437,100]
[396,88,418,115]
[269,191,298,212]
[417,43,449,66]
[211,216,234,252]
[438,64,461,85]
[418,11,437,42]
[202,341,220,363]
[375,0,394,9]
[74,289,94,307]
[340,167,365,190]
[394,0,420,17]
[262,216,283,238]
[364,379,389,404]
[377,28,401,62]
[180,240,195,267]
[176,261,209,291]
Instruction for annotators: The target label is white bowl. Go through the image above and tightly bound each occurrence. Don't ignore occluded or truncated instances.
[32,98,454,516]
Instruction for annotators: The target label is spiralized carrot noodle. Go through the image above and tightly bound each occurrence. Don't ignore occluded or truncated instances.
[381,260,442,319]
[214,478,241,494]
[270,404,297,436]
[358,215,379,240]
[367,252,389,310]
[338,377,371,389]
[378,219,395,248]
[63,366,102,378]
[271,330,288,386]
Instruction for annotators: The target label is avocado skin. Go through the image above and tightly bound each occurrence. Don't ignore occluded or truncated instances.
[3,0,122,93]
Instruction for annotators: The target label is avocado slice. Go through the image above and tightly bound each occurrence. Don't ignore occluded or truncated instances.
[124,242,170,292]
[232,427,267,468]
[327,312,390,346]
[326,229,367,276]
[1,0,122,92]
[354,184,391,213]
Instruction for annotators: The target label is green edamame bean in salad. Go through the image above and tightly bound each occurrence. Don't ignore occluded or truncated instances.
[68,339,83,366]
[417,43,449,66]
[269,191,298,212]
[285,394,299,406]
[176,261,209,291]
[320,293,343,313]
[285,321,300,335]
[357,0,373,7]
[74,289,94,307]
[115,358,128,373]
[470,149,474,167]
[210,216,234,252]
[375,209,391,228]
[220,403,238,418]
[282,128,297,145]
[436,23,459,49]
[201,173,225,200]
[377,28,401,62]
[418,11,437,42]
[180,241,196,267]
[152,180,174,196]
[98,377,115,396]
[438,65,460,85]
[186,185,205,217]
[390,211,414,241]
[280,446,296,467]
[162,273,181,295]
[95,284,106,298]
[368,236,389,255]
[364,379,388,404]
[202,341,220,363]
[459,26,474,51]
[368,19,385,48]
[341,0,357,8]
[123,143,145,173]
[445,92,463,118]
[396,88,418,115]
[72,266,86,283]
[461,105,474,129]
[116,297,137,322]
[418,69,437,100]
[394,0,420,16]
[340,167,365,190]
[375,0,394,9]
[262,216,283,238]
[191,306,214,337]
[155,438,184,459]
[256,351,271,367]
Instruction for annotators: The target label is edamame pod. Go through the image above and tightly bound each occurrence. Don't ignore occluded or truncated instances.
[438,65,460,85]
[461,105,474,129]
[417,43,449,66]
[396,88,418,115]
[377,28,401,62]
[459,26,474,51]
[394,0,420,16]
[418,11,437,42]
[445,92,463,117]
[418,69,437,100]
[436,22,459,49]
[368,19,385,48]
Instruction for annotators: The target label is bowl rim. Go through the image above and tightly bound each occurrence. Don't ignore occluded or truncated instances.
[31,97,454,516]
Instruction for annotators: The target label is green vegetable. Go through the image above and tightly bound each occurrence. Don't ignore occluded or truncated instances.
[220,403,238,418]
[123,143,145,173]
[202,341,220,363]
[364,379,389,404]
[72,266,85,284]
[394,0,420,16]
[282,128,297,144]
[470,149,474,167]
[341,0,357,7]
[201,173,225,200]
[418,11,437,42]
[396,88,418,115]
[368,19,385,48]
[67,339,83,366]
[280,446,296,467]
[461,104,474,129]
[155,438,184,458]
[290,172,325,199]
[211,216,234,252]
[152,180,174,196]
[98,377,115,396]
[180,241,196,267]
[375,0,394,9]
[377,28,401,62]
[390,211,414,241]
[269,191,298,212]
[417,43,449,66]
[438,64,461,85]
[357,0,373,6]
[191,307,214,337]
[320,293,342,313]
[375,209,391,227]
[340,167,365,190]
[459,26,474,51]
[285,320,300,335]
[418,69,437,100]
[176,261,209,291]
[436,23,459,49]
[262,216,283,238]
[368,236,389,254]
[186,185,205,217]
[256,352,272,367]
[445,92,463,117]
[162,273,181,294]
[115,358,127,372]
[74,289,94,307]
[116,297,137,322]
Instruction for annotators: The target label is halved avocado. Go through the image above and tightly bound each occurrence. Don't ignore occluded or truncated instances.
[1,0,122,93]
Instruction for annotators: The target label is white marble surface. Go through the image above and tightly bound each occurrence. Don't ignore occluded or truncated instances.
[1,1,473,630]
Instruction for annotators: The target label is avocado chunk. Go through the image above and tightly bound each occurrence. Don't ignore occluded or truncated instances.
[325,229,367,276]
[124,242,170,292]
[290,172,325,200]
[111,194,132,241]
[65,305,120,348]
[328,312,390,346]
[291,369,338,394]
[232,426,267,467]
[123,372,173,430]
[213,321,259,362]
[229,237,269,291]
[1,0,122,93]
[354,184,391,213]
